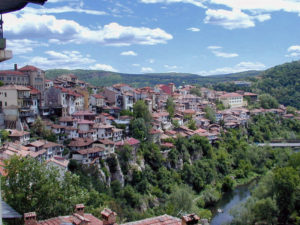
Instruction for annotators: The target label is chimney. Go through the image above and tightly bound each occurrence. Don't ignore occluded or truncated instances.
[75,204,85,217]
[24,212,37,225]
[181,214,200,225]
[101,208,117,225]
[14,64,18,71]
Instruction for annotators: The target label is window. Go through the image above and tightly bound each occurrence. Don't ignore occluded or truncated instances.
[4,93,7,97]
[5,102,7,106]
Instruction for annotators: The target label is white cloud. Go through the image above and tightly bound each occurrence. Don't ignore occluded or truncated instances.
[287,45,300,52]
[285,45,300,57]
[90,64,118,72]
[207,46,238,58]
[132,64,140,67]
[187,27,200,32]
[4,13,173,46]
[204,8,271,29]
[6,39,48,55]
[164,65,178,70]
[198,61,266,75]
[207,46,222,50]
[22,6,107,15]
[141,67,154,73]
[209,0,300,15]
[23,50,96,69]
[148,59,155,64]
[140,0,206,8]
[121,51,138,56]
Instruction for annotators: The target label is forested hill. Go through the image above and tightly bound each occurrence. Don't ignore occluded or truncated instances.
[45,69,259,87]
[253,60,300,109]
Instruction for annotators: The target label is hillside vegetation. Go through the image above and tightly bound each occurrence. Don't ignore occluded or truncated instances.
[46,69,259,87]
[253,60,300,109]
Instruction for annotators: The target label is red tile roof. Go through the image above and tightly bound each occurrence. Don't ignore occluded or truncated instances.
[122,215,181,225]
[0,70,24,76]
[19,65,40,72]
[68,138,94,147]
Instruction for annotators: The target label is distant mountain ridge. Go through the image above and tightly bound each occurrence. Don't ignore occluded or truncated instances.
[45,69,260,87]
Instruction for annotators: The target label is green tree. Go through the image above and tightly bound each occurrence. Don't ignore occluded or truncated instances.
[166,97,175,118]
[2,156,88,219]
[273,167,299,224]
[204,106,216,123]
[259,94,279,109]
[187,119,197,130]
[133,100,151,123]
[131,118,149,141]
[190,87,202,97]
[0,129,10,143]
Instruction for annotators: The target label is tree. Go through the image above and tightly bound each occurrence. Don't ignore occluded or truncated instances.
[190,87,201,97]
[2,156,88,219]
[259,94,279,109]
[133,100,151,123]
[0,129,10,143]
[166,97,175,118]
[204,106,216,123]
[187,119,197,130]
[273,167,299,224]
[131,118,149,141]
[31,117,57,142]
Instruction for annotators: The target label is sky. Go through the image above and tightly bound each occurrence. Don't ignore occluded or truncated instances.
[1,0,300,75]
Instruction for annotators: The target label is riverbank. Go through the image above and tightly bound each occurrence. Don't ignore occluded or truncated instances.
[210,178,259,225]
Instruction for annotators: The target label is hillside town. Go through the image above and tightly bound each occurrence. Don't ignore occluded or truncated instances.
[0,64,300,225]
[1,64,300,169]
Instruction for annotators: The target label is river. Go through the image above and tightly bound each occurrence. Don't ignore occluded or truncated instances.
[210,181,257,225]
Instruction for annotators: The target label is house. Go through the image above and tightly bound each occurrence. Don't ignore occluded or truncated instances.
[23,205,113,225]
[115,137,140,151]
[0,85,34,127]
[90,94,106,112]
[0,64,45,91]
[72,146,108,164]
[68,138,94,151]
[0,142,45,160]
[7,129,30,144]
[27,140,64,160]
[93,139,115,154]
[219,93,245,108]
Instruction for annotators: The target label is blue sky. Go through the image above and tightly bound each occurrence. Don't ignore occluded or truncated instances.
[1,0,300,75]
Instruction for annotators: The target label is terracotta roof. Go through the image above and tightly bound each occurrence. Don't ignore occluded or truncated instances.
[68,138,94,147]
[28,140,45,148]
[47,157,69,168]
[59,116,73,122]
[43,141,63,148]
[98,139,115,145]
[116,138,140,146]
[8,130,30,137]
[77,120,95,125]
[92,94,105,99]
[77,147,105,155]
[29,87,41,95]
[122,215,181,225]
[38,213,103,225]
[0,85,31,91]
[0,70,24,76]
[19,65,41,72]
[220,93,243,98]
[73,111,96,116]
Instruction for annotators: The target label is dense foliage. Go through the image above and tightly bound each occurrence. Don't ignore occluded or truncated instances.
[231,153,300,225]
[254,60,300,109]
[2,114,299,224]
